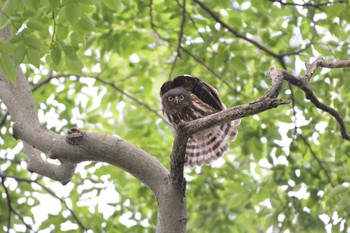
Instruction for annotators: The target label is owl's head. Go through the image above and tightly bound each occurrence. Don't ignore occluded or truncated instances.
[161,87,191,112]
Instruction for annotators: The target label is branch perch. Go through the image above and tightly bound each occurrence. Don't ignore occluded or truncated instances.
[170,69,290,192]
[170,58,350,190]
[279,58,350,140]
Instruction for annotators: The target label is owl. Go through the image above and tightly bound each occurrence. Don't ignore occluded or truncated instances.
[160,75,240,167]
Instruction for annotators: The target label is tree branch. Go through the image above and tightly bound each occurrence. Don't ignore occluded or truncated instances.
[299,135,334,186]
[270,0,347,8]
[0,173,87,230]
[170,69,290,191]
[170,58,350,189]
[0,28,186,233]
[193,0,280,58]
[1,176,34,232]
[303,58,350,81]
[276,58,350,140]
[169,0,187,79]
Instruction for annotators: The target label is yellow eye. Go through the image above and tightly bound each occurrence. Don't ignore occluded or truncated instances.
[168,96,174,101]
[179,95,185,100]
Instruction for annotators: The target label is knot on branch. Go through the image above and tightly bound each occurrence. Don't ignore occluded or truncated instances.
[304,57,326,80]
[265,68,284,99]
[12,122,22,140]
[66,128,85,145]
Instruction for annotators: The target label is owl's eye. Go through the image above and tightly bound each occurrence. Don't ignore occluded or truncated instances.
[168,96,174,101]
[179,95,185,100]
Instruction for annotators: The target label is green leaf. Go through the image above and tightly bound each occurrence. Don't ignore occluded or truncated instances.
[14,44,25,65]
[70,32,84,49]
[49,0,60,11]
[22,9,36,18]
[27,0,41,10]
[56,24,69,41]
[0,40,15,55]
[27,19,44,31]
[0,55,17,83]
[0,0,19,29]
[65,0,81,24]
[63,45,77,60]
[63,45,83,73]
[76,14,96,32]
[26,48,41,68]
[327,4,343,20]
[329,185,348,199]
[51,46,62,66]
[25,35,42,50]
[102,0,121,11]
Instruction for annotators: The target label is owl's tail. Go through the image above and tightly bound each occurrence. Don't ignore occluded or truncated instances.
[185,119,241,167]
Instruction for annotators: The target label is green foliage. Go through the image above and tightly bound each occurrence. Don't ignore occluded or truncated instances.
[1,0,350,232]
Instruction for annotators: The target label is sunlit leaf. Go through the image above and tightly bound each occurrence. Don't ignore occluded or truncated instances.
[329,185,348,199]
[51,46,62,66]
[0,55,17,83]
[65,0,81,25]
[26,47,41,68]
[14,43,25,65]
[102,0,121,11]
[48,0,60,11]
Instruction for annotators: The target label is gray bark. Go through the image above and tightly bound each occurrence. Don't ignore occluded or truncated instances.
[0,27,186,233]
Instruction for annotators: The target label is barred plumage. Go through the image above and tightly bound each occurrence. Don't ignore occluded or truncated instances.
[160,75,240,167]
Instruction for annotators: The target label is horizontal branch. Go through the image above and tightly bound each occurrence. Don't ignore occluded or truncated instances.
[304,58,350,81]
[170,58,350,188]
[281,58,350,140]
[170,69,290,190]
[12,123,186,233]
[11,122,170,193]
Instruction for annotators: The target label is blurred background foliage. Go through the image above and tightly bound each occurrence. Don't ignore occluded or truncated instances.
[0,0,350,232]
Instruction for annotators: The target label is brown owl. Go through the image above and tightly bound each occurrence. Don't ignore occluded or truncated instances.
[160,75,240,167]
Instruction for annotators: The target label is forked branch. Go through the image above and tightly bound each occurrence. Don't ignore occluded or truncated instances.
[170,58,350,191]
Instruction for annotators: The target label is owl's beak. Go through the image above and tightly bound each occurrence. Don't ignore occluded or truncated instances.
[174,96,179,104]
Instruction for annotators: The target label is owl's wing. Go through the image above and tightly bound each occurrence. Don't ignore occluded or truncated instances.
[173,75,225,111]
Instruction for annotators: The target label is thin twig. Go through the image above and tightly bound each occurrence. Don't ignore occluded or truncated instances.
[280,8,318,57]
[193,0,280,58]
[273,59,350,140]
[93,75,165,119]
[179,46,237,92]
[0,111,9,127]
[1,177,12,233]
[33,74,165,120]
[0,174,87,230]
[149,0,175,46]
[299,135,334,186]
[270,0,347,8]
[169,0,187,79]
[0,176,36,233]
